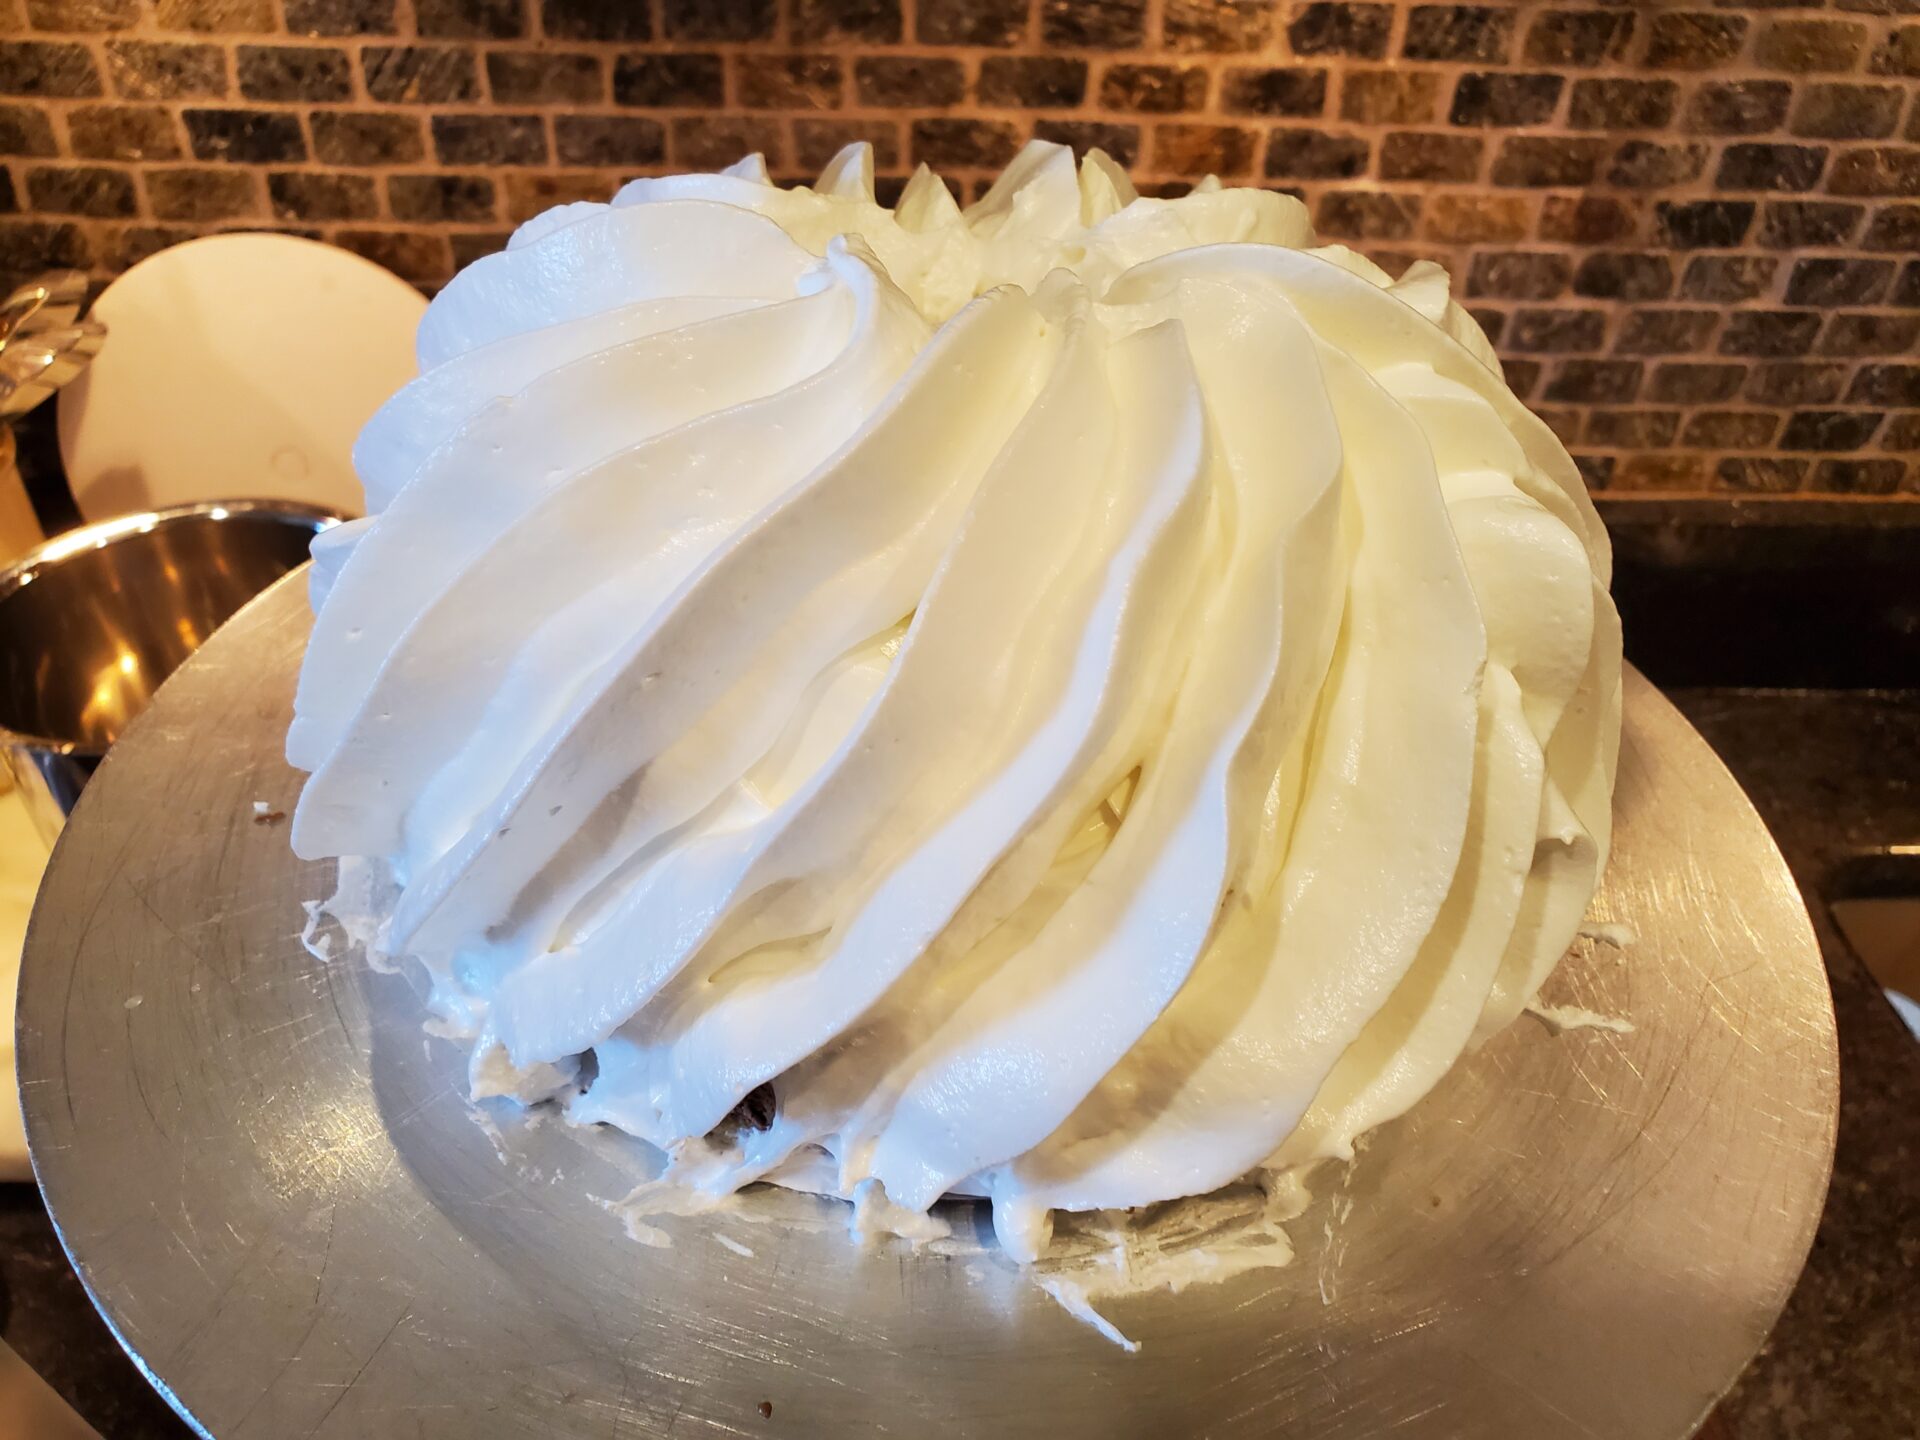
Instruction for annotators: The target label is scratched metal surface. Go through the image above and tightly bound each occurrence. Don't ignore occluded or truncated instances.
[18,576,1838,1440]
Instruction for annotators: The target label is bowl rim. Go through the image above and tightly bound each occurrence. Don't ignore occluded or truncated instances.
[0,498,343,753]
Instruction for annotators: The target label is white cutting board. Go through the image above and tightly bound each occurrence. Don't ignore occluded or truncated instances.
[58,233,425,521]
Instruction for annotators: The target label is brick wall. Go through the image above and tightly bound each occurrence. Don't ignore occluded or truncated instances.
[2,0,1917,500]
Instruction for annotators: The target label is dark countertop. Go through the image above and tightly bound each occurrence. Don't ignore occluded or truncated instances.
[1671,687,1920,1440]
[2,684,1914,1438]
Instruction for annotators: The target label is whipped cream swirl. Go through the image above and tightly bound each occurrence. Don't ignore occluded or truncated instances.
[291,142,1620,1261]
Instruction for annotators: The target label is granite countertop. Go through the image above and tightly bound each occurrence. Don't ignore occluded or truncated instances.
[2,685,1915,1437]
[1670,687,1920,1440]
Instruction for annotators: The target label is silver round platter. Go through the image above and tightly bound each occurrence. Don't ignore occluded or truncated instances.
[19,574,1838,1440]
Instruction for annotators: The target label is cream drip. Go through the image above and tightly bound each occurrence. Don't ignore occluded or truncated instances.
[290,141,1621,1263]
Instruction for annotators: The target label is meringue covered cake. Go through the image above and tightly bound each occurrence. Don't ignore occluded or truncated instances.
[288,141,1621,1262]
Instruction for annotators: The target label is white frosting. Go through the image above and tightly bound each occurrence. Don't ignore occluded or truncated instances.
[289,142,1621,1263]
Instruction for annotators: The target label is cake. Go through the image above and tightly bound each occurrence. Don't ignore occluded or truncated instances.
[289,141,1621,1263]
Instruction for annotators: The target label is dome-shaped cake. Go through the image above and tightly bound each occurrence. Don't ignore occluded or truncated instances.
[290,141,1620,1261]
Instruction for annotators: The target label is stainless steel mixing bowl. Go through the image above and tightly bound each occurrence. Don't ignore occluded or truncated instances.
[0,500,338,843]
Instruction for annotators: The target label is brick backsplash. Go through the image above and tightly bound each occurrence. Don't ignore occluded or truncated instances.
[2,0,1917,500]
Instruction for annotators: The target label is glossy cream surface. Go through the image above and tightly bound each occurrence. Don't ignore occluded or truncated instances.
[291,142,1620,1261]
